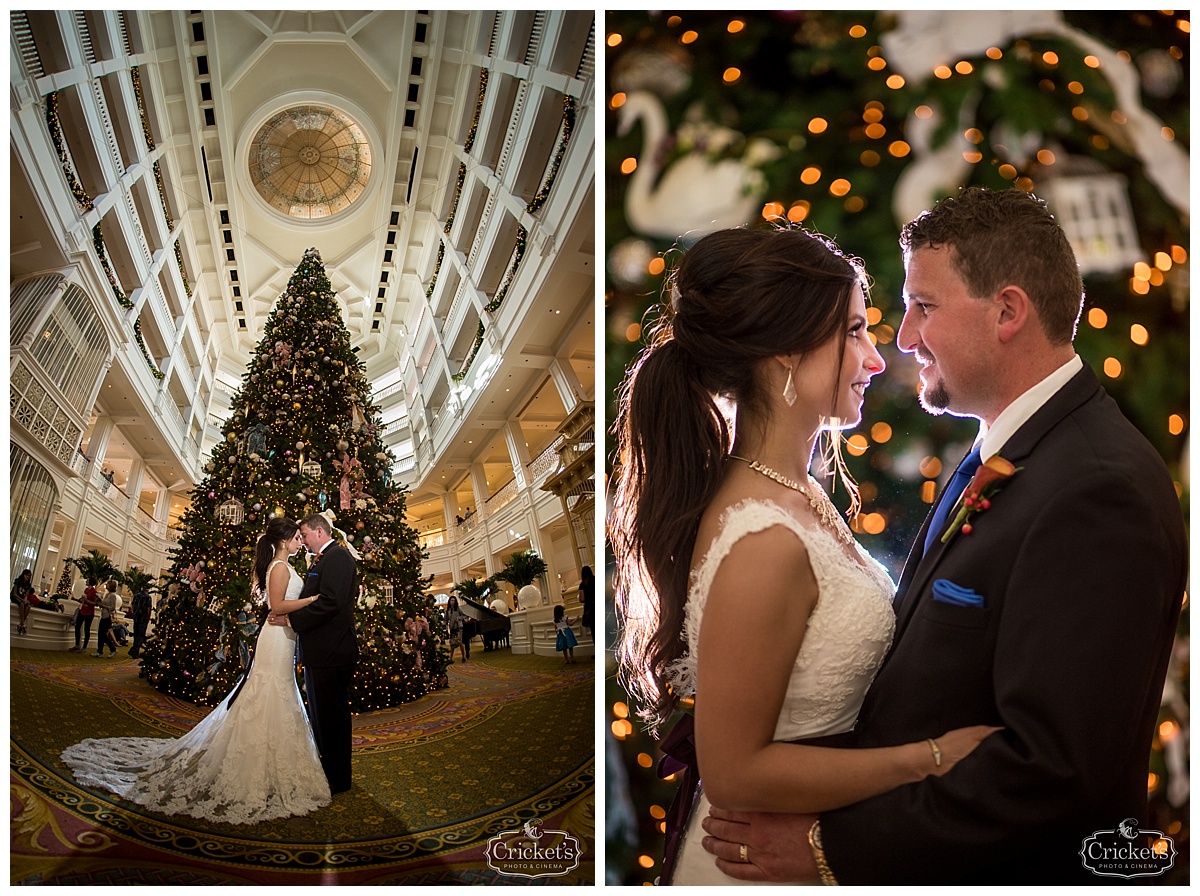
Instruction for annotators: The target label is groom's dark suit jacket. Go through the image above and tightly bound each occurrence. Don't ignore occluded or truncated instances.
[290,542,360,668]
[820,363,1187,883]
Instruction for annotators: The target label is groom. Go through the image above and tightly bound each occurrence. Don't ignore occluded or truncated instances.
[271,512,360,794]
[701,187,1187,882]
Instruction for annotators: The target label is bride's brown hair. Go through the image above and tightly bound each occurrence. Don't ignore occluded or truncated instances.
[610,224,866,733]
[252,516,299,597]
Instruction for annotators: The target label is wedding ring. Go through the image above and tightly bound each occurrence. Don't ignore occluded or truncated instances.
[739,842,749,863]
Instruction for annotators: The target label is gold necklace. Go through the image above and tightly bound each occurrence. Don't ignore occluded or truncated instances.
[728,455,854,547]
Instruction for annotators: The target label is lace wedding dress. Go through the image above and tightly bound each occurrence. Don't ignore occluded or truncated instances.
[667,499,896,885]
[61,560,331,824]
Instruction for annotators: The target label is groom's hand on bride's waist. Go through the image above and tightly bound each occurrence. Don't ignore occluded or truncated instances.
[702,807,819,882]
[266,612,291,627]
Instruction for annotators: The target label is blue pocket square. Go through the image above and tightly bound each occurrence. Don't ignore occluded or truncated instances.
[932,579,985,608]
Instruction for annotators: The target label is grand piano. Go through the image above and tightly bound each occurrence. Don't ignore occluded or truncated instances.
[458,595,511,651]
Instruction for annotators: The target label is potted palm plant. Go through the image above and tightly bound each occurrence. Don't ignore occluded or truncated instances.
[494,550,549,609]
[66,549,119,589]
[121,566,157,595]
[452,576,496,605]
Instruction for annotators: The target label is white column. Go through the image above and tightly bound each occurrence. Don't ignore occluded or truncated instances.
[548,357,584,414]
[127,458,147,508]
[469,462,489,516]
[86,416,116,477]
[442,491,459,530]
[154,489,171,525]
[503,419,532,489]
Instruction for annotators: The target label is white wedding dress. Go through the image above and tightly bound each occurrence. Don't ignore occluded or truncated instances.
[667,499,896,885]
[61,561,331,824]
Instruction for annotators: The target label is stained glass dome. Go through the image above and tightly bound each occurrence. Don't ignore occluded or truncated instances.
[248,105,372,219]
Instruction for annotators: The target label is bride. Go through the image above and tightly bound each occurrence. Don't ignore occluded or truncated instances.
[610,226,998,884]
[61,516,331,824]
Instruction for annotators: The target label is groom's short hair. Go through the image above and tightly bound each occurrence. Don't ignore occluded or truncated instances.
[901,186,1084,346]
[300,513,333,536]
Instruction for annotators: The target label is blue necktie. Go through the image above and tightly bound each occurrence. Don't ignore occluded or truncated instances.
[923,446,983,554]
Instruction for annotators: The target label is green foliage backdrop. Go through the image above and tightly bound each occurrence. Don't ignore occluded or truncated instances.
[603,11,1189,885]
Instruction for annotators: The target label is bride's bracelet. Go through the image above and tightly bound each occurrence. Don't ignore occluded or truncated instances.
[807,820,839,886]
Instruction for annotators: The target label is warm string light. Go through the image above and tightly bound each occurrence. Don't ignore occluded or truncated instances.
[615,21,1186,495]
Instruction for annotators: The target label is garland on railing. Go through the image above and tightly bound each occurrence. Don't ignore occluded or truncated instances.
[425,244,445,299]
[133,67,192,302]
[46,92,94,212]
[527,95,577,214]
[153,161,173,231]
[464,69,488,153]
[134,67,178,239]
[130,66,155,151]
[134,315,165,380]
[92,223,165,380]
[174,240,193,296]
[484,225,527,314]
[443,69,489,237]
[443,163,467,235]
[452,320,487,383]
[452,226,528,383]
[92,223,133,310]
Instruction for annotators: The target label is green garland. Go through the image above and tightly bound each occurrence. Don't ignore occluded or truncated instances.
[133,315,166,380]
[92,224,165,380]
[174,240,192,296]
[464,68,488,153]
[92,224,133,310]
[443,163,467,234]
[425,243,445,299]
[452,226,528,383]
[452,320,487,383]
[527,95,577,213]
[153,161,173,231]
[443,69,490,235]
[45,92,94,212]
[130,66,155,151]
[484,224,527,314]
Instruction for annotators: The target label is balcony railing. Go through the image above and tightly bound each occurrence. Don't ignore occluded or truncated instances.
[484,477,519,516]
[71,450,91,477]
[527,436,563,485]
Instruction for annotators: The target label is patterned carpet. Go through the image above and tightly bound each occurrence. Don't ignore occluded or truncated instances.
[10,646,594,885]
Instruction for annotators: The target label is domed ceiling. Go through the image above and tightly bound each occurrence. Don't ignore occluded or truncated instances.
[248,105,372,219]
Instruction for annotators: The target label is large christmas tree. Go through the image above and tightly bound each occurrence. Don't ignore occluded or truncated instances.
[141,248,448,711]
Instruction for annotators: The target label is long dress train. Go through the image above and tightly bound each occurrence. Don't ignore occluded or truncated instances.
[61,561,330,824]
[666,498,896,885]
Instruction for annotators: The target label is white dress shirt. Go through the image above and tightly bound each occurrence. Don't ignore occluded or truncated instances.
[978,355,1083,461]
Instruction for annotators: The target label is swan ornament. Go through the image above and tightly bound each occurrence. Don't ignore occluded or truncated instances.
[616,91,779,242]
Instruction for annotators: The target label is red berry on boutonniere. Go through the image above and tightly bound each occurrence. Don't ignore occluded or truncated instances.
[941,455,1021,543]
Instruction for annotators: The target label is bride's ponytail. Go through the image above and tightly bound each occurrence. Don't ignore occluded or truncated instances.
[252,517,299,605]
[611,224,866,734]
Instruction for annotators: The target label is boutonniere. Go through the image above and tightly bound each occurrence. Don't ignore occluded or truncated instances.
[941,455,1022,543]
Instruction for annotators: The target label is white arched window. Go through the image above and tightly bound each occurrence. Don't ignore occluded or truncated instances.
[20,281,111,410]
[10,443,58,580]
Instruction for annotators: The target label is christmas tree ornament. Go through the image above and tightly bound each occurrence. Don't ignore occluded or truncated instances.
[616,91,776,240]
[609,238,658,290]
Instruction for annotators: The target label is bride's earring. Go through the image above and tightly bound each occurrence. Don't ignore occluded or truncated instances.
[782,365,797,407]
